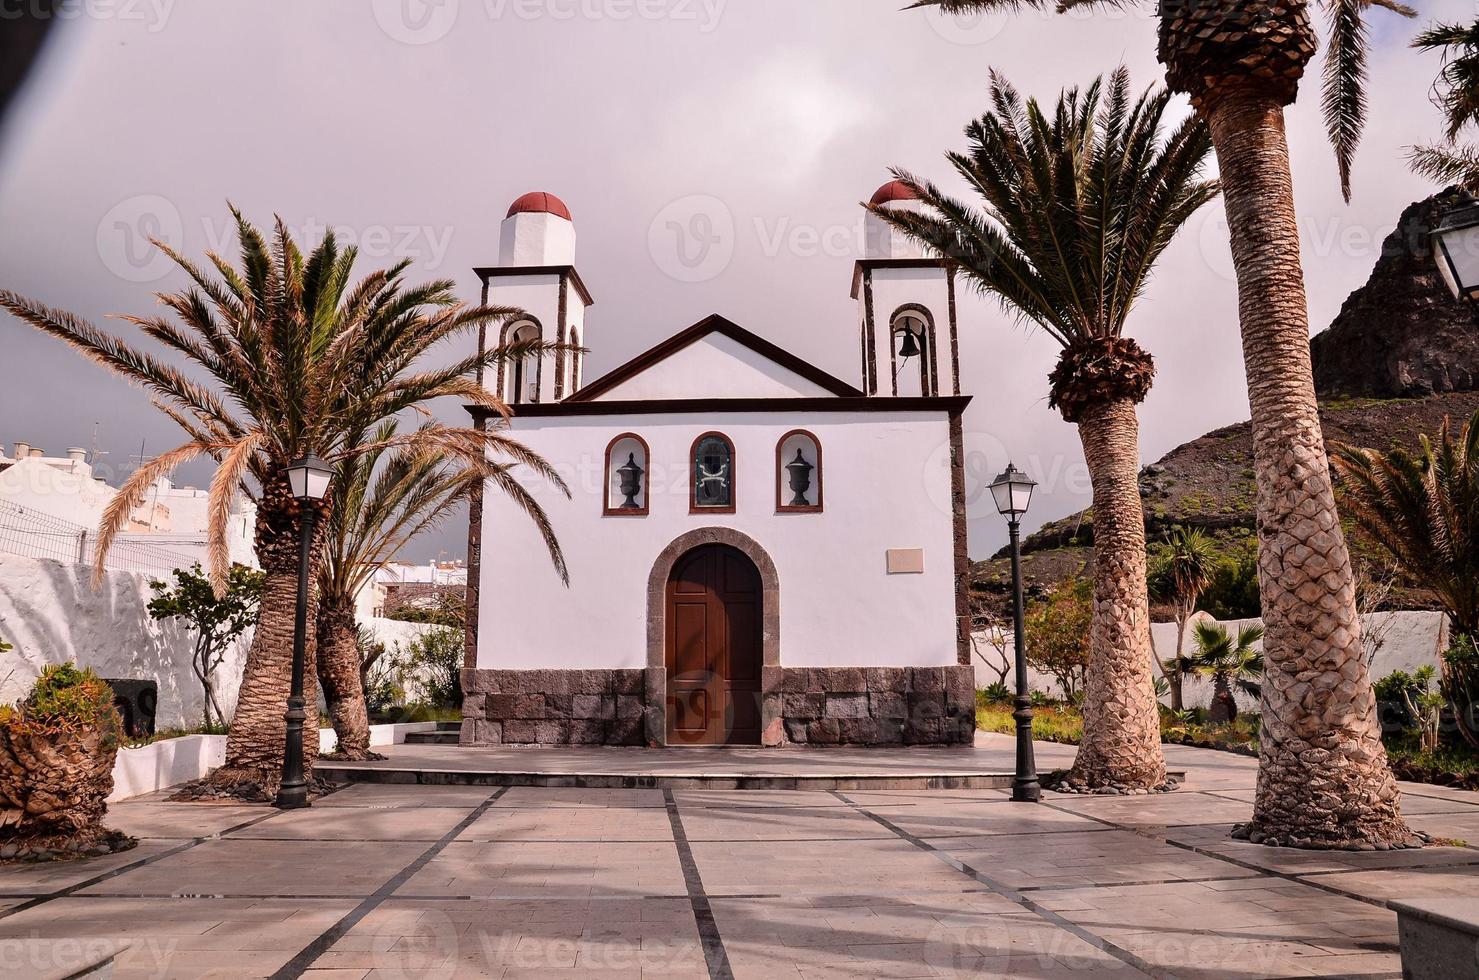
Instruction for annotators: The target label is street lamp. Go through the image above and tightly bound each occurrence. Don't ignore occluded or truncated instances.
[989,462,1040,804]
[1431,190,1479,304]
[275,454,333,810]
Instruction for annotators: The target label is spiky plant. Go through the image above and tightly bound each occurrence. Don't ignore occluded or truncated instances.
[1333,411,1479,642]
[871,68,1218,790]
[1150,526,1221,712]
[1189,621,1265,724]
[316,421,567,760]
[906,0,1414,847]
[0,209,567,794]
[1409,21,1479,189]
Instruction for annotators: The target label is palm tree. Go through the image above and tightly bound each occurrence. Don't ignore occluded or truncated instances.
[871,68,1218,790]
[1151,526,1220,712]
[317,422,566,760]
[1189,620,1265,724]
[0,210,566,795]
[1333,409,1479,746]
[1409,21,1479,189]
[906,0,1413,846]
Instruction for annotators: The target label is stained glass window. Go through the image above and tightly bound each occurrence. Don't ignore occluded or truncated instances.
[692,434,733,510]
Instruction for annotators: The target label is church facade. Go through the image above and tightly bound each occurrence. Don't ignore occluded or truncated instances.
[460,185,977,748]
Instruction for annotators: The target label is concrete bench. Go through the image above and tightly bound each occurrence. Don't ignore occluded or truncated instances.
[1392,899,1479,979]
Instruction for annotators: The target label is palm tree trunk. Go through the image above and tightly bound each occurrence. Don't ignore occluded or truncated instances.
[214,487,323,794]
[1171,616,1188,712]
[1203,94,1408,845]
[1068,399,1168,789]
[317,599,375,761]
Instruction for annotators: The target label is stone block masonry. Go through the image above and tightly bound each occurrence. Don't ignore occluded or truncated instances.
[460,665,977,747]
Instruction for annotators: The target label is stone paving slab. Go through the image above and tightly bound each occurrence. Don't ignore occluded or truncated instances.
[0,739,1474,979]
[395,840,689,898]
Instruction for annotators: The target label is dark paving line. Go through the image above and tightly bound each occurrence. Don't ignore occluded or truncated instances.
[1035,798,1408,911]
[269,786,509,980]
[1014,874,1257,893]
[0,807,288,922]
[664,789,734,980]
[830,792,1177,980]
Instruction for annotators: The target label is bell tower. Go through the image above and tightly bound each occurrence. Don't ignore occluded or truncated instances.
[852,180,959,398]
[476,191,594,404]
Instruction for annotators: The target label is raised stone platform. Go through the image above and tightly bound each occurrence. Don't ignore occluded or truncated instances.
[316,739,1181,791]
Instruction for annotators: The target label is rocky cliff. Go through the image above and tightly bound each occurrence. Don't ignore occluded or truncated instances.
[1311,188,1479,398]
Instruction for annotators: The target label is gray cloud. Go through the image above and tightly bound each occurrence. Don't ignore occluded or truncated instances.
[0,0,1469,564]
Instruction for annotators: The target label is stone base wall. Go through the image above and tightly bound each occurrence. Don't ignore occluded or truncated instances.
[773,665,976,747]
[459,668,648,746]
[459,664,975,747]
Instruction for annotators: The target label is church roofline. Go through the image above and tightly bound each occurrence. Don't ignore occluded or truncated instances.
[564,313,864,403]
[467,394,971,419]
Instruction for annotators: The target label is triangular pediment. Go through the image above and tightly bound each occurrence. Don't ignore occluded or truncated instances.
[567,314,862,402]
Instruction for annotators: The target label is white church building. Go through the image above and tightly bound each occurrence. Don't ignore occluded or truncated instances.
[461,185,977,747]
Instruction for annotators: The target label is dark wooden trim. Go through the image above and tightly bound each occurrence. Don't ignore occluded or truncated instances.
[475,277,490,388]
[774,429,823,514]
[862,270,878,396]
[464,416,486,671]
[850,257,952,300]
[570,324,583,394]
[567,313,863,403]
[554,274,570,401]
[689,430,736,515]
[948,410,971,666]
[947,269,961,397]
[475,264,594,307]
[603,432,651,517]
[468,395,972,420]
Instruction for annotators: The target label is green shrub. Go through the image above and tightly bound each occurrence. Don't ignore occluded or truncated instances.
[979,682,1011,704]
[401,628,464,709]
[0,664,120,738]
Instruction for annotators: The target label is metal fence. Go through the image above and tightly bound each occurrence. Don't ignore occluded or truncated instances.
[0,500,199,577]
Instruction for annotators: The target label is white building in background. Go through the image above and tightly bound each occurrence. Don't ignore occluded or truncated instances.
[0,442,257,571]
[462,186,977,749]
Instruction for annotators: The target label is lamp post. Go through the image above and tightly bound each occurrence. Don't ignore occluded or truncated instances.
[275,455,333,810]
[1431,190,1479,305]
[989,462,1040,804]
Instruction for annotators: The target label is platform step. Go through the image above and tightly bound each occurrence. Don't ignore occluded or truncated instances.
[317,763,1017,792]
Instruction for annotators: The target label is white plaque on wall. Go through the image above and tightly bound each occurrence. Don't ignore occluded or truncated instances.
[885,549,925,574]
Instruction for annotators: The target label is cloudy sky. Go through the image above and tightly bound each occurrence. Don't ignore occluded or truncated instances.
[0,0,1470,563]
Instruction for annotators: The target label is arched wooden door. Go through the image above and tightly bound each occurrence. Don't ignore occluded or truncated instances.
[665,543,762,745]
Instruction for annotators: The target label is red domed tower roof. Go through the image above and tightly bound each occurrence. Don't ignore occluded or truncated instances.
[869,180,920,207]
[506,191,572,221]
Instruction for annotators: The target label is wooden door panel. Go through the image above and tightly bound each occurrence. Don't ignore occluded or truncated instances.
[665,544,764,746]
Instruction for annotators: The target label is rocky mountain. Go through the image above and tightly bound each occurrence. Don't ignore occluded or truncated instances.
[975,190,1479,613]
[1311,189,1479,398]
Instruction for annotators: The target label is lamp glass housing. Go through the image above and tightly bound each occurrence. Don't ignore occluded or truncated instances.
[1433,199,1479,303]
[989,464,1036,518]
[288,456,333,501]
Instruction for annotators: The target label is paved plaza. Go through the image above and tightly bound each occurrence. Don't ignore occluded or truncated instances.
[1,737,1477,978]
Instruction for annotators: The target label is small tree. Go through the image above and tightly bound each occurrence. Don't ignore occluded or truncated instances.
[1149,526,1220,712]
[1024,579,1092,701]
[148,564,265,729]
[1189,621,1265,725]
[968,595,1011,689]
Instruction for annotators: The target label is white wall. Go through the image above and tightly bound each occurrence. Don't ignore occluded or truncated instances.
[596,332,837,400]
[479,409,961,671]
[0,555,250,729]
[972,610,1451,711]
